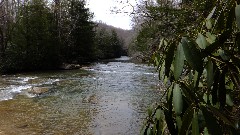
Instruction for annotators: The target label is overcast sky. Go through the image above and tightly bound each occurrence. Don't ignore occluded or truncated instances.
[86,0,137,30]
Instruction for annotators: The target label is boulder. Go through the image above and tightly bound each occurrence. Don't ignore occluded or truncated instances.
[59,63,81,70]
[28,87,49,95]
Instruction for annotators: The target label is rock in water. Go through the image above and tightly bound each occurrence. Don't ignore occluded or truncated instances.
[59,63,81,70]
[28,87,49,95]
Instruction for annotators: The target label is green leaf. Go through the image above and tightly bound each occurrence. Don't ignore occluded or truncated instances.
[194,70,199,88]
[174,43,184,80]
[206,32,216,44]
[236,5,240,29]
[196,33,208,49]
[173,83,183,115]
[165,84,175,134]
[192,109,200,135]
[230,82,234,90]
[156,119,163,135]
[207,59,214,90]
[204,30,231,56]
[167,84,173,102]
[201,105,223,135]
[198,82,203,87]
[204,127,209,135]
[159,61,165,80]
[163,76,168,85]
[181,37,203,72]
[165,42,176,77]
[148,104,153,117]
[159,38,165,49]
[207,6,216,20]
[218,49,229,61]
[203,93,207,103]
[206,19,213,30]
[156,109,162,120]
[176,116,182,132]
[141,126,147,135]
[226,94,234,106]
[147,127,152,135]
[189,70,193,81]
[153,124,156,134]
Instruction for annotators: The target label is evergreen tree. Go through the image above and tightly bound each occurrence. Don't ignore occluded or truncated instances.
[63,0,96,63]
[95,28,124,59]
[110,30,123,58]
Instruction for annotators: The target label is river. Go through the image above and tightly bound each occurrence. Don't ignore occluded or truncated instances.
[0,56,162,135]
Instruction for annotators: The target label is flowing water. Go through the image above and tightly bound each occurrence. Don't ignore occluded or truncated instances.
[0,56,162,135]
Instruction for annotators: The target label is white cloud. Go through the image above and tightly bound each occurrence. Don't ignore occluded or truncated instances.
[86,0,137,30]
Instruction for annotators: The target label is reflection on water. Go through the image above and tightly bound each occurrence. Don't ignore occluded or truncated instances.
[0,56,161,135]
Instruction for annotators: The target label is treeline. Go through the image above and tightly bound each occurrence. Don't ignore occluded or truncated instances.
[97,22,134,51]
[0,0,125,73]
[95,28,124,59]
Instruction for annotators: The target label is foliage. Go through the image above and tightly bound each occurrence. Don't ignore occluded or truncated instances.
[132,22,159,61]
[3,0,60,72]
[130,0,215,61]
[60,0,96,63]
[142,0,240,134]
[0,0,125,73]
[97,22,134,53]
[95,28,124,59]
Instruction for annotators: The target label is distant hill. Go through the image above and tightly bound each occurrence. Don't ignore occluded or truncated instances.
[96,22,134,50]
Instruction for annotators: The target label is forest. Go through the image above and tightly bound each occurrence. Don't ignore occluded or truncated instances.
[128,0,240,134]
[0,0,126,73]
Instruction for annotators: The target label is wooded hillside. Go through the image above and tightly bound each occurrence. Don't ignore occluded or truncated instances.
[96,22,134,50]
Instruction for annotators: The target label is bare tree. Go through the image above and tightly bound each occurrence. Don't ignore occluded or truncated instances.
[0,0,20,59]
[0,0,8,60]
[54,0,61,42]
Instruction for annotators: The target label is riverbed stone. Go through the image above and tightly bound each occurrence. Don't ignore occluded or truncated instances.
[59,63,81,70]
[27,79,43,84]
[27,87,49,95]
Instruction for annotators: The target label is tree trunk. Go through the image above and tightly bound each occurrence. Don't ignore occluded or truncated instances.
[0,27,3,61]
[54,0,61,42]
